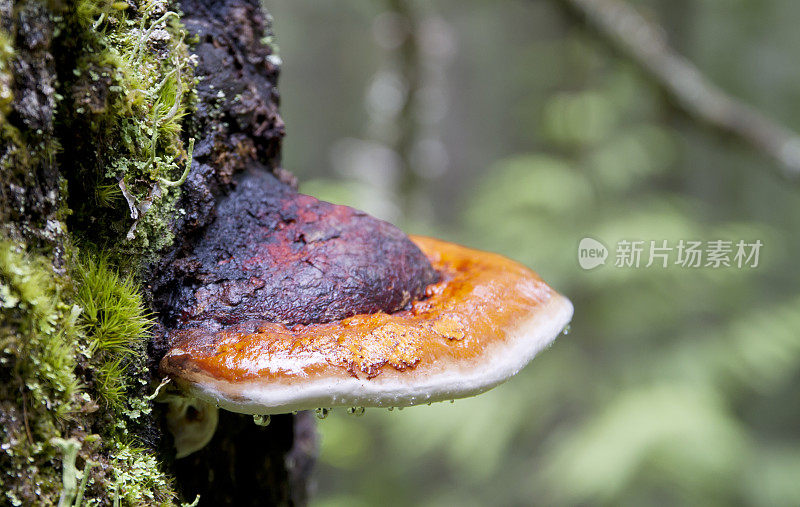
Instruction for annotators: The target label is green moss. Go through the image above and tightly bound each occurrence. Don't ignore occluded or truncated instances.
[63,2,200,501]
[95,357,129,411]
[0,241,84,504]
[1,241,177,505]
[96,182,123,208]
[61,0,196,262]
[0,30,14,117]
[72,253,176,502]
[0,242,82,419]
[111,442,176,505]
[75,254,151,359]
[3,1,207,503]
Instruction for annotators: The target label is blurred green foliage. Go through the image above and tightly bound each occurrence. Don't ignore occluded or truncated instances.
[268,0,800,504]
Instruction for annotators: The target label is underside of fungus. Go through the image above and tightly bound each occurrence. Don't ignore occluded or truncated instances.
[159,168,573,418]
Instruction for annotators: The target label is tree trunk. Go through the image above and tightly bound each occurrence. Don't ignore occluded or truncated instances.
[0,0,315,504]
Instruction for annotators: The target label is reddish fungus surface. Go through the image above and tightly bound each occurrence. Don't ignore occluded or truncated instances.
[163,168,439,329]
[162,236,564,384]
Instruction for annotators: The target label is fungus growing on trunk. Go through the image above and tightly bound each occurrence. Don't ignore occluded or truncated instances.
[159,168,572,456]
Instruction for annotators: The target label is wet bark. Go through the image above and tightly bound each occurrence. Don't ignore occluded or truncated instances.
[0,0,64,264]
[172,410,317,506]
[157,0,318,503]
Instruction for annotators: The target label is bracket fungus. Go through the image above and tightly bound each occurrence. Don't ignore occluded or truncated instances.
[159,168,572,454]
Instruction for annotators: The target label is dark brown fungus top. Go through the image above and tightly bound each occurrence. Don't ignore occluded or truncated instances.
[163,168,438,331]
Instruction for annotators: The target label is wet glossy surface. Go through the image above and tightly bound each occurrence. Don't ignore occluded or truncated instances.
[162,237,559,383]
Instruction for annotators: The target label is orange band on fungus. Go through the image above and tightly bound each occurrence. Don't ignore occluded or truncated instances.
[161,237,573,413]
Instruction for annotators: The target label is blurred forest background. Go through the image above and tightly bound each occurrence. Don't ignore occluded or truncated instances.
[264,0,800,505]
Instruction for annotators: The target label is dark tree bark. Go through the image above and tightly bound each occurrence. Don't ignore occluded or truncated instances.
[0,0,63,260]
[155,0,317,503]
[172,409,317,506]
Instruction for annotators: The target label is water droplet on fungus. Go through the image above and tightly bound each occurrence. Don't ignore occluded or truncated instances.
[347,406,365,416]
[253,414,271,426]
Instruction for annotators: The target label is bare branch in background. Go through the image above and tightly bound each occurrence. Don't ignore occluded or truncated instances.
[387,0,424,199]
[560,0,800,181]
[368,0,452,219]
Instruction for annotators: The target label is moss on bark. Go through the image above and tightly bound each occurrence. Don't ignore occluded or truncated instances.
[0,242,180,505]
[1,0,311,503]
[1,0,201,504]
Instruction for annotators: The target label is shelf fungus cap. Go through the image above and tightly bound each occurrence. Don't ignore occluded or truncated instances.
[161,193,573,414]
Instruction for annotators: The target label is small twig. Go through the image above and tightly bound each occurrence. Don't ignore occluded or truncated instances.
[559,0,800,181]
[158,137,195,188]
[19,385,33,445]
[118,178,138,220]
[146,377,172,401]
[132,11,180,66]
[181,494,201,507]
[91,12,106,30]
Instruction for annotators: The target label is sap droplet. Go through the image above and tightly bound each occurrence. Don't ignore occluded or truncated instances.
[315,407,330,419]
[253,414,271,426]
[562,324,571,336]
[347,406,365,416]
